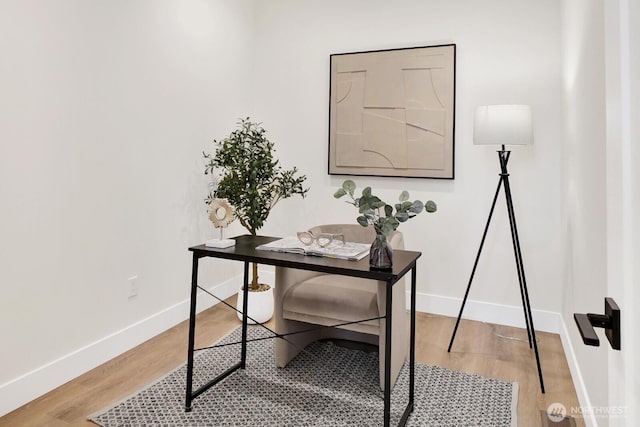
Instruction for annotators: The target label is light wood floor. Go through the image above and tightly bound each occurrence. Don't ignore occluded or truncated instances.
[1,299,584,427]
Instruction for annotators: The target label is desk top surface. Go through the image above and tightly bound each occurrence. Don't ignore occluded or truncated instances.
[190,235,421,282]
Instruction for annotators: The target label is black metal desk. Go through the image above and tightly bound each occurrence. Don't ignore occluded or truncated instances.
[185,235,421,427]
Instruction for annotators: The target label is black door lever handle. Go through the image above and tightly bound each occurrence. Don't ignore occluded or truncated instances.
[573,297,621,350]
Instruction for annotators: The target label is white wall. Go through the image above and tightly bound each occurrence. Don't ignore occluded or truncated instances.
[250,0,565,317]
[560,0,614,425]
[604,0,640,425]
[0,0,254,414]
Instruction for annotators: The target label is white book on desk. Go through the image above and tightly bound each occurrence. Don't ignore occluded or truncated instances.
[256,237,370,261]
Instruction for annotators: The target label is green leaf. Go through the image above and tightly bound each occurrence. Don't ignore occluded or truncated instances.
[333,188,347,198]
[342,179,356,196]
[384,204,393,217]
[358,197,369,211]
[399,190,409,202]
[357,216,369,227]
[396,211,410,222]
[409,200,424,213]
[425,200,437,213]
[400,201,413,211]
[381,221,396,237]
[362,186,372,198]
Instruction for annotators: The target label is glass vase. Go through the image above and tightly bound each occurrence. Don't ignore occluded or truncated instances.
[370,233,393,270]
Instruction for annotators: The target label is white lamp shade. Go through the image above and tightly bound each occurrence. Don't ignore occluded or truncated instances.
[473,105,533,146]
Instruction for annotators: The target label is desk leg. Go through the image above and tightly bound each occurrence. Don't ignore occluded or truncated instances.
[384,279,392,427]
[395,266,417,427]
[185,254,199,411]
[241,261,249,368]
[184,257,250,411]
[409,266,416,407]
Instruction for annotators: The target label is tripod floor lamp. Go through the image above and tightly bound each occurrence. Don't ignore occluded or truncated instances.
[447,104,545,393]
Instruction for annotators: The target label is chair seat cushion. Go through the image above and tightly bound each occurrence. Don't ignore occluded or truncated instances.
[282,274,379,330]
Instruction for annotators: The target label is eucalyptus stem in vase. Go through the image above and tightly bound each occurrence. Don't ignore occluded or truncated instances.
[334,179,437,269]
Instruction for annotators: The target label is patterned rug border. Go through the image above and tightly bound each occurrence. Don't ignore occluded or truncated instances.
[89,325,519,426]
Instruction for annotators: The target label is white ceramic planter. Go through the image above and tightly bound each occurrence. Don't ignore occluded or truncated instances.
[236,285,274,324]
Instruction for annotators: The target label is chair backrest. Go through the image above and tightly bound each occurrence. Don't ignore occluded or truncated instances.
[308,224,404,250]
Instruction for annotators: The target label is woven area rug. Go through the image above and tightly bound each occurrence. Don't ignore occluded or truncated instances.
[90,326,518,426]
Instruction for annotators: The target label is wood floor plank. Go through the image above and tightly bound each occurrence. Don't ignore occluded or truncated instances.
[1,302,584,426]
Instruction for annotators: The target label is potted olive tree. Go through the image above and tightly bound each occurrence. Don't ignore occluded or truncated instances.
[204,118,308,322]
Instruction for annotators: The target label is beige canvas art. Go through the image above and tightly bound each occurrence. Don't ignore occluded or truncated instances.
[328,44,455,179]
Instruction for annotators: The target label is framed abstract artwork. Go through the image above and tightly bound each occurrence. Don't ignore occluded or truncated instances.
[328,44,456,179]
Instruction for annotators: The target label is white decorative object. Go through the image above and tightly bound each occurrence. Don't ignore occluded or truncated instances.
[328,44,456,178]
[205,198,236,248]
[236,285,274,324]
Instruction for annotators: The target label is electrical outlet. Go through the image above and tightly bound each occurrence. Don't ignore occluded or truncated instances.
[128,275,139,299]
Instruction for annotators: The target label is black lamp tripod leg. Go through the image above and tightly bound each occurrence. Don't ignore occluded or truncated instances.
[499,156,534,348]
[448,175,504,352]
[506,191,534,348]
[500,153,545,394]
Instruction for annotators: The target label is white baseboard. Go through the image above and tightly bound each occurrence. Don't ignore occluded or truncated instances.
[558,318,598,427]
[0,276,242,417]
[410,291,561,333]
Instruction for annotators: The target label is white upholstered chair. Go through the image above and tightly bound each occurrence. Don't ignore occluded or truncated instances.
[274,224,408,391]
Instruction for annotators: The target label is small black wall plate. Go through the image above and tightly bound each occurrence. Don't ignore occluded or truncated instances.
[604,297,621,350]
